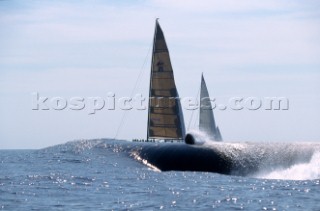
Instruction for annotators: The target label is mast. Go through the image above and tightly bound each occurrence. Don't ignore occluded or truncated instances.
[147,20,185,141]
[199,73,222,141]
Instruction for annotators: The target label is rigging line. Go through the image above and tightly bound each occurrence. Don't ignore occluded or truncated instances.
[130,47,152,97]
[187,82,201,131]
[113,43,152,140]
[193,102,199,129]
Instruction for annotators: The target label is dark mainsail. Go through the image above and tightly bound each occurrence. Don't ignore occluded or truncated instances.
[199,74,222,141]
[147,20,185,141]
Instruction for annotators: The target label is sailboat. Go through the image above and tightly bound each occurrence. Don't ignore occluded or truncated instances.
[146,20,186,142]
[126,21,302,176]
[199,74,222,141]
[185,74,222,144]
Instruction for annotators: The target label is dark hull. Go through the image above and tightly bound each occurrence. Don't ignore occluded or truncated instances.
[136,144,232,174]
[127,141,316,176]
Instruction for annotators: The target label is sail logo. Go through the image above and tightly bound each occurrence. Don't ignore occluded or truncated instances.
[156,60,164,72]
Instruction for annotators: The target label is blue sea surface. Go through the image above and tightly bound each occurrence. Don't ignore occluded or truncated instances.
[0,139,319,210]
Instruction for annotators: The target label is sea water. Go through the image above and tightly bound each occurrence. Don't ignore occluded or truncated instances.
[1,139,319,210]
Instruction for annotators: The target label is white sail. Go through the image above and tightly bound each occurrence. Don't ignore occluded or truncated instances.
[199,74,222,141]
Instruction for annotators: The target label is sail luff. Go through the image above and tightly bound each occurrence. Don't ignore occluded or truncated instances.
[177,90,186,137]
[147,20,159,141]
[147,20,185,141]
[216,126,222,141]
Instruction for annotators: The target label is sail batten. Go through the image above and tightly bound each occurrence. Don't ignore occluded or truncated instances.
[147,20,185,141]
[199,74,223,141]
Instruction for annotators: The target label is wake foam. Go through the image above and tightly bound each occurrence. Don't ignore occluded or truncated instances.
[194,134,320,179]
[254,152,320,180]
[214,142,318,179]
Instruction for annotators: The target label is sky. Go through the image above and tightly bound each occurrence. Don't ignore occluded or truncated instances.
[0,0,319,149]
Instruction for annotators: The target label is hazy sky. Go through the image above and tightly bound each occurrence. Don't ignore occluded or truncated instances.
[1,0,319,149]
